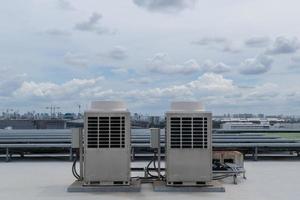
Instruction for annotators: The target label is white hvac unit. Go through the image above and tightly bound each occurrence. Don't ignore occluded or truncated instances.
[165,101,212,186]
[83,101,131,185]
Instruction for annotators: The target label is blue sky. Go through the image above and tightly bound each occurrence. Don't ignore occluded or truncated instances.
[1,0,300,115]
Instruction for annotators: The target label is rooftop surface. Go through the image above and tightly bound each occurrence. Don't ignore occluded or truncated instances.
[0,160,299,200]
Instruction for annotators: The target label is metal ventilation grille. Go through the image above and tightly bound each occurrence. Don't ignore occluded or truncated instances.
[87,116,125,148]
[170,117,208,149]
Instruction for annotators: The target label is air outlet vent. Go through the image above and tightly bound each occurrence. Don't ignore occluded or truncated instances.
[170,117,208,149]
[87,116,125,148]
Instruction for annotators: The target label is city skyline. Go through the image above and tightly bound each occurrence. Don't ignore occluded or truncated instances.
[1,0,300,114]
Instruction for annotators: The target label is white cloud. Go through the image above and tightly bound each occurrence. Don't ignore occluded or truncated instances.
[147,53,200,74]
[0,68,27,96]
[222,43,241,53]
[14,77,104,99]
[7,72,294,114]
[128,73,235,101]
[64,52,89,67]
[291,55,300,63]
[108,46,128,60]
[57,0,74,10]
[133,0,197,12]
[127,77,151,84]
[187,73,234,93]
[201,60,231,73]
[244,36,270,48]
[111,68,129,74]
[266,36,300,55]
[289,55,300,70]
[191,37,227,46]
[242,83,279,101]
[239,55,273,75]
[192,37,241,53]
[74,12,113,35]
[43,29,71,37]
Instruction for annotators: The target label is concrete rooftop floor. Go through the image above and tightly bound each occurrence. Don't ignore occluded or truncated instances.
[0,160,299,200]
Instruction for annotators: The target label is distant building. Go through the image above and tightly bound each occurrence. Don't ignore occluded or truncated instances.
[221,122,270,130]
[148,116,160,126]
[258,114,264,118]
[63,113,76,120]
[0,119,66,129]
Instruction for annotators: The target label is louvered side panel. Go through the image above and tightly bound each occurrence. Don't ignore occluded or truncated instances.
[110,116,124,148]
[181,117,192,148]
[170,117,181,148]
[170,116,209,149]
[87,117,98,148]
[99,117,109,148]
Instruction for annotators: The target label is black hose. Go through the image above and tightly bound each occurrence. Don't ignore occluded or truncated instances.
[153,152,165,179]
[212,162,237,180]
[72,152,80,180]
[145,152,159,178]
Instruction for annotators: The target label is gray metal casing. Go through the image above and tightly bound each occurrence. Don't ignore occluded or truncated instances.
[150,128,160,149]
[165,112,212,185]
[83,111,131,185]
[71,128,80,149]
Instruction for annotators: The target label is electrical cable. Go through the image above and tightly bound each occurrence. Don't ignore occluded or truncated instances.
[72,151,80,180]
[153,151,165,179]
[212,162,240,180]
[145,152,160,178]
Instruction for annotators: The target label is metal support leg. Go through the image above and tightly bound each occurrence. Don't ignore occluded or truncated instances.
[6,148,9,162]
[131,147,135,161]
[69,148,73,161]
[243,172,247,179]
[233,174,237,184]
[157,147,161,180]
[144,168,148,178]
[254,147,258,161]
[79,128,83,181]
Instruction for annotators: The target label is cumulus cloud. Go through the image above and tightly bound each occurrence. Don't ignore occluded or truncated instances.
[291,55,300,63]
[44,29,71,37]
[244,36,270,48]
[127,77,151,84]
[133,0,197,12]
[74,12,113,35]
[288,55,300,70]
[57,0,74,10]
[222,43,241,53]
[14,77,104,99]
[127,73,235,102]
[192,37,241,53]
[240,55,273,75]
[108,46,128,60]
[265,36,300,55]
[147,53,200,74]
[191,37,227,46]
[201,60,231,73]
[7,72,287,112]
[111,68,129,74]
[243,83,279,101]
[0,68,27,96]
[186,73,234,93]
[64,52,89,67]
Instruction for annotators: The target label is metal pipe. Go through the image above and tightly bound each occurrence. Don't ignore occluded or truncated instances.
[157,131,161,180]
[6,147,9,162]
[69,147,73,161]
[79,128,83,181]
[254,147,258,161]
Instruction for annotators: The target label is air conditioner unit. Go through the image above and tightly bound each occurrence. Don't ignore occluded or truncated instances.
[165,101,212,186]
[83,101,131,185]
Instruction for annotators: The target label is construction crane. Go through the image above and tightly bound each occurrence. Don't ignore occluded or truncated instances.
[46,105,60,119]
